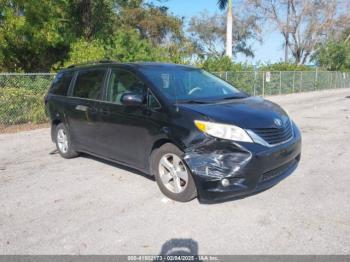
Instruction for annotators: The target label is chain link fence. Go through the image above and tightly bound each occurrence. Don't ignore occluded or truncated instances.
[0,73,55,126]
[215,71,350,96]
[0,71,349,126]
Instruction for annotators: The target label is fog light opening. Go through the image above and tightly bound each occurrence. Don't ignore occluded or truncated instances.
[221,178,230,187]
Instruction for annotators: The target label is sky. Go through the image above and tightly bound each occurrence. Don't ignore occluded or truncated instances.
[152,0,284,65]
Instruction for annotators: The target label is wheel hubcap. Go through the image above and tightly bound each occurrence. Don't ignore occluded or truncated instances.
[158,153,189,193]
[57,129,68,154]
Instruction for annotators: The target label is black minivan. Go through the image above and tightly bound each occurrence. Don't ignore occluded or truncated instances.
[45,62,301,203]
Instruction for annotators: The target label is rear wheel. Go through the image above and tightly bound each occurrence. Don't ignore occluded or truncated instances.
[151,143,197,202]
[55,123,79,159]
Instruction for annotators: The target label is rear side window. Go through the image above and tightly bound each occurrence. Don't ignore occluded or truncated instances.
[50,71,74,96]
[73,69,106,100]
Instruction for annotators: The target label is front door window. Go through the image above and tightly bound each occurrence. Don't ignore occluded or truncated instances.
[106,69,146,105]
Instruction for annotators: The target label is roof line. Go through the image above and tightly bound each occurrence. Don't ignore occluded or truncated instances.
[67,60,118,68]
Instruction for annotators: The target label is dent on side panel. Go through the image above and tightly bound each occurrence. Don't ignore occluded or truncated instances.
[183,139,252,179]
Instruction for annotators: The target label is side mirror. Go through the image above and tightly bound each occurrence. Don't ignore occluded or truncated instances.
[121,93,144,106]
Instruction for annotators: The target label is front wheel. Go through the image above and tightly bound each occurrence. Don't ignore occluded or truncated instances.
[151,143,197,202]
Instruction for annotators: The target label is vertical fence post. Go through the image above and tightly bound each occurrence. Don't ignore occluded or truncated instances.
[314,68,318,91]
[345,73,347,89]
[225,72,228,81]
[344,73,346,89]
[341,72,344,88]
[253,71,257,96]
[335,72,337,89]
[334,72,336,88]
[344,72,347,89]
[279,71,282,94]
[262,72,265,97]
[300,71,302,92]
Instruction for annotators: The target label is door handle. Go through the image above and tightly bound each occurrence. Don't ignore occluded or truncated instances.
[75,105,88,112]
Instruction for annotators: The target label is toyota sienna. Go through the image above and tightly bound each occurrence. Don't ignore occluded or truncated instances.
[45,62,302,203]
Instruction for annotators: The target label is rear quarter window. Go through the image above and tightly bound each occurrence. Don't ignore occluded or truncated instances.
[50,71,74,96]
[72,69,106,100]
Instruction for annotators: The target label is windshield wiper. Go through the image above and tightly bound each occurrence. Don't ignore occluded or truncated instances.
[222,95,246,100]
[178,99,209,104]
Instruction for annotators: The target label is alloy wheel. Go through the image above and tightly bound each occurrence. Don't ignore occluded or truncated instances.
[57,129,68,154]
[158,153,189,193]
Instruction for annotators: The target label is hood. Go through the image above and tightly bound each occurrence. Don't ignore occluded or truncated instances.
[179,96,289,129]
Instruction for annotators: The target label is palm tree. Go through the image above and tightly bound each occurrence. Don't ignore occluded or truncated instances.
[217,0,233,59]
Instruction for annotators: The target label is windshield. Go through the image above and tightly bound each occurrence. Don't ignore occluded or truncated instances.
[139,66,246,102]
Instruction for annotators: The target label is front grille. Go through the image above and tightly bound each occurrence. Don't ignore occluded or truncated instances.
[261,158,297,182]
[252,120,293,145]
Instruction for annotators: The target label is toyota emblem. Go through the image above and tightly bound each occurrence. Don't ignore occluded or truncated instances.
[274,118,283,127]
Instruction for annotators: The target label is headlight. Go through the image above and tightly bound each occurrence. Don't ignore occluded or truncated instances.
[194,120,253,143]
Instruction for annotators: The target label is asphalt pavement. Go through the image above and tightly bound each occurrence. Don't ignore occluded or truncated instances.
[1,88,349,254]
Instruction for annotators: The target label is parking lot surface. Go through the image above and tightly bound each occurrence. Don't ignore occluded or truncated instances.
[1,88,350,255]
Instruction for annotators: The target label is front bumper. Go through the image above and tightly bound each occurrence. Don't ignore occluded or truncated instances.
[183,123,302,203]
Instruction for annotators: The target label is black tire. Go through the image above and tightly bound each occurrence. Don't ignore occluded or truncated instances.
[151,143,197,202]
[54,123,79,159]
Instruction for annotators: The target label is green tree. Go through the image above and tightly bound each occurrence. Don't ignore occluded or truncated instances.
[60,39,106,68]
[116,1,184,46]
[0,0,71,71]
[67,0,116,41]
[62,30,167,67]
[106,30,166,62]
[0,0,191,71]
[312,29,350,71]
[199,56,253,72]
[259,62,311,72]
